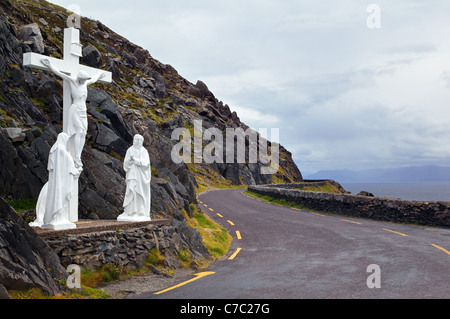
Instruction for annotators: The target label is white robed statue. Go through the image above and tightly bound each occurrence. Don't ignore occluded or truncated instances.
[118,134,152,222]
[30,133,80,230]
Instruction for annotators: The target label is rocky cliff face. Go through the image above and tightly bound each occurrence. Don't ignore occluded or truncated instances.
[0,0,303,294]
[0,198,68,298]
[0,0,302,215]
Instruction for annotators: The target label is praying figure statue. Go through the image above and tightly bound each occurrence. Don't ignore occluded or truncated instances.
[41,58,106,168]
[30,133,80,230]
[118,134,152,222]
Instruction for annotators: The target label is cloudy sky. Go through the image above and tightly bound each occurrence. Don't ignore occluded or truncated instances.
[48,0,450,175]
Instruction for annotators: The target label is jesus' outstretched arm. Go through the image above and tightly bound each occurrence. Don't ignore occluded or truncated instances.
[41,59,74,83]
[86,72,106,86]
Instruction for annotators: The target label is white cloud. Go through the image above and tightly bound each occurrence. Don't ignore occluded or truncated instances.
[228,104,280,128]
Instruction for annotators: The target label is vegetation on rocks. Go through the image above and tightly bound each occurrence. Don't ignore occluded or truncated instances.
[294,182,344,194]
[183,204,232,259]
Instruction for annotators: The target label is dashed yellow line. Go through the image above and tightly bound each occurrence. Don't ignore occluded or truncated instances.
[341,219,362,225]
[209,208,214,212]
[228,248,242,260]
[311,212,325,217]
[244,189,450,262]
[383,228,408,237]
[227,220,235,226]
[153,272,215,295]
[236,231,242,240]
[216,213,224,218]
[431,244,450,256]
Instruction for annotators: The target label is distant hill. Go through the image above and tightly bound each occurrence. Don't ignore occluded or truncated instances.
[305,165,450,183]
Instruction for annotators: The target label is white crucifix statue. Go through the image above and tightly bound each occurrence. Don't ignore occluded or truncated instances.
[24,27,112,229]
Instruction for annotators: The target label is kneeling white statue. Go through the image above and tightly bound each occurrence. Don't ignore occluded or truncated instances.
[30,133,80,230]
[118,134,152,222]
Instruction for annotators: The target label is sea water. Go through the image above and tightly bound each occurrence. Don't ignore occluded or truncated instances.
[342,183,450,202]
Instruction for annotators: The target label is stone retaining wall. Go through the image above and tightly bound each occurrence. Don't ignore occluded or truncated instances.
[39,220,188,270]
[248,184,450,228]
[263,180,348,193]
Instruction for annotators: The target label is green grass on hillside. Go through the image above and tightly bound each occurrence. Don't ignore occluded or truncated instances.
[183,204,232,259]
[245,190,330,215]
[294,182,343,194]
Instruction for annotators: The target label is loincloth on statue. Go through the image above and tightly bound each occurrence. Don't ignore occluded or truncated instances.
[67,103,88,137]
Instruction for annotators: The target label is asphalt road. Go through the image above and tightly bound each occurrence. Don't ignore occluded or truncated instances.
[140,189,450,299]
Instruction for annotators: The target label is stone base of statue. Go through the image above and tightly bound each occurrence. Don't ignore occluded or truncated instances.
[117,213,151,222]
[41,222,77,231]
[29,221,43,228]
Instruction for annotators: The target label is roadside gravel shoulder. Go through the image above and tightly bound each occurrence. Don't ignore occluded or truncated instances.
[99,268,196,299]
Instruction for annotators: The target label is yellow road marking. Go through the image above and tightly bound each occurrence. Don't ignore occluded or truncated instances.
[217,213,224,218]
[311,212,325,217]
[203,204,208,207]
[209,208,214,212]
[431,244,450,256]
[341,219,362,225]
[242,192,263,201]
[228,248,242,260]
[236,231,242,240]
[227,220,235,226]
[383,228,408,237]
[199,201,203,204]
[153,272,215,295]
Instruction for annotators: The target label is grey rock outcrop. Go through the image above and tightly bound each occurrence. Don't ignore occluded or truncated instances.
[0,284,9,299]
[357,191,375,197]
[1,127,25,142]
[18,23,44,54]
[82,43,102,68]
[0,198,68,297]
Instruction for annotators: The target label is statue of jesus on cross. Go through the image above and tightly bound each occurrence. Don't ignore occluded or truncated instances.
[24,27,112,227]
[41,58,105,168]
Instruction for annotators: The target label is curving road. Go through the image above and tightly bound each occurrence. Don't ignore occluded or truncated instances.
[141,189,450,299]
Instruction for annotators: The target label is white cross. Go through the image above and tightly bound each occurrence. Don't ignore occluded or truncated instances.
[23,27,112,132]
[23,27,112,223]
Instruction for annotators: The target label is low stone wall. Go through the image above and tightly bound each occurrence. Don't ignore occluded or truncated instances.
[37,220,187,270]
[248,184,450,228]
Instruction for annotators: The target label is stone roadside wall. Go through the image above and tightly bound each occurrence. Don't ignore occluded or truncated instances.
[40,221,187,270]
[248,183,450,229]
[266,180,349,193]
